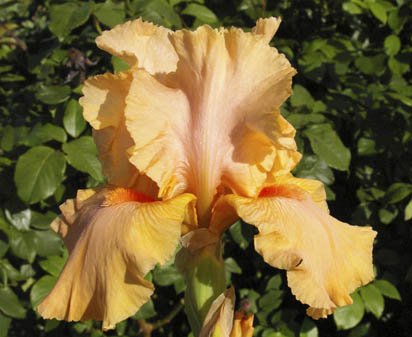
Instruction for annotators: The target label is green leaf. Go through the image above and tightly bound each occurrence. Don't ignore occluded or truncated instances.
[357,138,377,156]
[30,275,57,307]
[258,289,283,312]
[63,137,104,181]
[0,241,8,259]
[182,3,218,23]
[112,56,130,74]
[49,2,93,39]
[36,85,71,105]
[294,155,335,185]
[404,198,412,221]
[5,209,31,231]
[34,230,62,257]
[388,56,410,75]
[360,284,384,318]
[0,126,15,151]
[290,85,315,108]
[39,255,66,277]
[152,264,182,286]
[287,113,326,129]
[378,207,398,225]
[300,318,318,337]
[384,183,412,204]
[368,2,387,23]
[348,323,371,337]
[265,275,282,290]
[10,231,38,262]
[140,0,182,28]
[355,55,386,75]
[334,292,365,330]
[31,211,56,230]
[384,35,401,56]
[374,280,401,300]
[229,221,253,250]
[0,287,26,319]
[63,100,86,138]
[304,124,351,171]
[14,146,66,204]
[342,2,363,14]
[225,257,242,274]
[388,9,407,33]
[0,312,12,337]
[134,300,156,320]
[94,0,125,28]
[0,260,21,282]
[25,123,67,146]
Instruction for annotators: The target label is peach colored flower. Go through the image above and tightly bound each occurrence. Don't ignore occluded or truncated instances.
[37,17,376,330]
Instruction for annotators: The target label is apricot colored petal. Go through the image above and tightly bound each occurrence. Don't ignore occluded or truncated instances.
[265,174,328,211]
[252,17,281,42]
[125,22,297,224]
[50,188,96,241]
[220,188,376,318]
[80,71,142,188]
[96,18,177,73]
[37,189,196,329]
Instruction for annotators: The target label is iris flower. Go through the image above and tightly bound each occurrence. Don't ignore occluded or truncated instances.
[37,17,376,331]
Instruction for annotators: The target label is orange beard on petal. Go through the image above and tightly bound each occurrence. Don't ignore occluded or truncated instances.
[259,184,305,200]
[102,187,156,206]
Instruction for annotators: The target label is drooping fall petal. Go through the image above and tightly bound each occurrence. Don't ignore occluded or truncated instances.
[218,180,376,318]
[37,188,196,330]
[125,20,298,225]
[96,18,178,73]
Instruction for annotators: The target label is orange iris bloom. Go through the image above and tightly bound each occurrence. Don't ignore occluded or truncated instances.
[37,17,376,330]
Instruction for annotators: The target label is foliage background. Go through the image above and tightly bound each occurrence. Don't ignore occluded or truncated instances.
[0,0,411,336]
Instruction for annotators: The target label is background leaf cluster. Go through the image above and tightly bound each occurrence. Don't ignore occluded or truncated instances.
[0,0,411,336]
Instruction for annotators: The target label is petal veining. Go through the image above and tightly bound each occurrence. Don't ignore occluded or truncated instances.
[125,20,297,225]
[37,188,196,329]
[96,18,178,73]
[219,182,376,318]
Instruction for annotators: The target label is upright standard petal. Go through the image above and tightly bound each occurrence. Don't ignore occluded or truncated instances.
[219,180,376,318]
[80,71,159,194]
[252,17,281,43]
[37,188,196,330]
[96,18,178,73]
[125,20,298,225]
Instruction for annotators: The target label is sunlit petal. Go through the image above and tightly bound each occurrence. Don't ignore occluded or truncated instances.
[263,173,328,211]
[125,20,297,224]
[38,188,196,329]
[252,17,281,43]
[80,71,142,188]
[219,183,376,317]
[96,18,178,73]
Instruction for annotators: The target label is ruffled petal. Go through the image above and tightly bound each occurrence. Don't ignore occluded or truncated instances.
[80,71,158,191]
[96,18,178,73]
[263,174,328,211]
[219,184,376,318]
[252,17,281,43]
[38,188,196,329]
[125,19,297,224]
